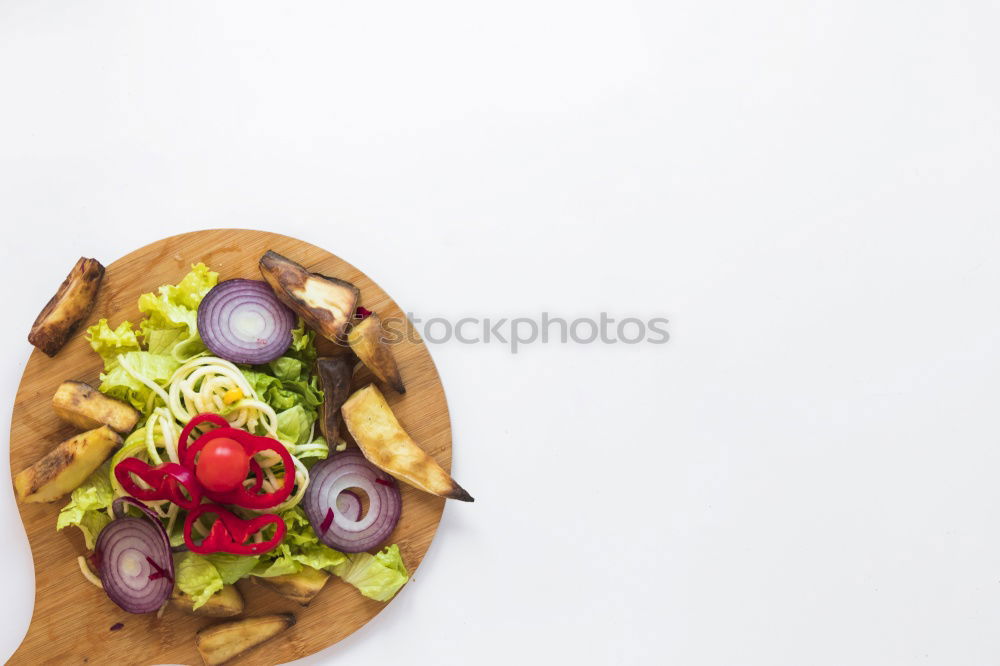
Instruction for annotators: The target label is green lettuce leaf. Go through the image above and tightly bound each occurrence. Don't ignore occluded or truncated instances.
[160,261,219,311]
[280,506,318,548]
[56,462,113,549]
[172,552,259,608]
[276,405,313,446]
[293,543,347,570]
[251,545,302,578]
[242,372,323,427]
[253,508,345,577]
[86,319,141,367]
[86,264,215,414]
[144,327,186,356]
[241,321,324,445]
[290,434,329,465]
[97,351,179,412]
[285,322,318,367]
[268,356,303,381]
[329,544,409,602]
[138,262,218,360]
[174,551,224,610]
[205,553,260,585]
[109,427,150,491]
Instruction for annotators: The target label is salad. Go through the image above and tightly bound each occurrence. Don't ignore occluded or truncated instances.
[15,250,472,665]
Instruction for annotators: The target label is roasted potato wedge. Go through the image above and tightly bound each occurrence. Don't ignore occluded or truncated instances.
[196,613,296,666]
[251,565,331,606]
[28,257,105,356]
[259,250,359,341]
[348,313,405,393]
[52,380,139,434]
[316,355,355,442]
[14,425,121,503]
[342,384,473,502]
[171,585,244,617]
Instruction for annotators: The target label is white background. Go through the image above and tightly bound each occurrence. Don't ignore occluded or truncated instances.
[1,1,999,664]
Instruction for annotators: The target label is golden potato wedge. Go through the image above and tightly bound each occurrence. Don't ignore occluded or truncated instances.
[348,314,405,393]
[342,384,473,502]
[28,257,105,356]
[52,380,140,434]
[14,425,121,503]
[316,355,355,442]
[196,613,296,666]
[259,250,359,341]
[171,585,244,617]
[251,565,331,606]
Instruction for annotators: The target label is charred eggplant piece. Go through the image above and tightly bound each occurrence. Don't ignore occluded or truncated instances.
[14,426,121,503]
[28,257,105,356]
[258,250,359,341]
[52,380,140,434]
[251,566,331,606]
[316,355,354,443]
[342,384,473,502]
[196,614,296,665]
[171,584,244,617]
[348,313,405,393]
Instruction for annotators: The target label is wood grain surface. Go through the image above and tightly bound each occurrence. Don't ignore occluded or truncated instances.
[7,230,451,665]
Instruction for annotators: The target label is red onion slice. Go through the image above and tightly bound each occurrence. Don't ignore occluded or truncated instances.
[96,501,174,614]
[302,451,401,553]
[197,279,296,364]
[112,496,172,555]
[336,490,362,522]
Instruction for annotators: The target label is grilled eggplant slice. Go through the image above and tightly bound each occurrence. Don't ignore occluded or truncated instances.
[251,566,331,606]
[342,384,473,502]
[14,426,121,503]
[196,613,296,666]
[348,313,405,393]
[171,585,244,617]
[28,257,105,356]
[259,250,359,341]
[52,381,139,434]
[316,355,355,442]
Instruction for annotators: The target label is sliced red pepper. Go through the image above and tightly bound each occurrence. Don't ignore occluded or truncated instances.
[178,412,230,462]
[247,457,265,493]
[114,458,202,509]
[183,504,286,555]
[180,414,295,510]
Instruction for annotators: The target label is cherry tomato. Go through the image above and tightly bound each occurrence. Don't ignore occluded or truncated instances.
[195,437,250,493]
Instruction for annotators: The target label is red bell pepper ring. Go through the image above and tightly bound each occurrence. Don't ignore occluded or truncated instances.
[179,413,295,510]
[183,503,286,555]
[178,412,230,462]
[114,458,203,509]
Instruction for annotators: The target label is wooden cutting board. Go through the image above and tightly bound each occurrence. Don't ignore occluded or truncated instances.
[7,229,451,665]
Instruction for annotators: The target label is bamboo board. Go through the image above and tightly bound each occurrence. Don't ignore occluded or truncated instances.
[7,229,451,665]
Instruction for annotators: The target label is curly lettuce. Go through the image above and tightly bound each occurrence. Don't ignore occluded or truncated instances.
[95,348,179,412]
[171,552,262,611]
[174,551,224,609]
[253,508,346,577]
[87,319,141,363]
[138,262,218,360]
[56,462,113,549]
[254,510,409,602]
[330,545,409,601]
[241,322,327,457]
[85,263,218,415]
